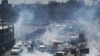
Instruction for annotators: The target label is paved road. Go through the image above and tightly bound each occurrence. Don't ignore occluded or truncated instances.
[4,46,75,56]
[4,47,53,56]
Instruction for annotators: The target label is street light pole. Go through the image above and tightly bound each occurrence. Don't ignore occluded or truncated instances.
[24,0,27,41]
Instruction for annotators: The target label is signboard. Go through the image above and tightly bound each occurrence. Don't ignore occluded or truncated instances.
[80,48,89,54]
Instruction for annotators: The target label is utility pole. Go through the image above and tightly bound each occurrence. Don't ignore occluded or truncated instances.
[24,0,27,41]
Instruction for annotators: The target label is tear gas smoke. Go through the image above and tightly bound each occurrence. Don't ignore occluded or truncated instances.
[14,9,34,40]
[72,3,100,56]
[40,24,71,45]
[14,0,100,56]
[84,0,100,6]
[21,47,53,56]
[40,29,58,45]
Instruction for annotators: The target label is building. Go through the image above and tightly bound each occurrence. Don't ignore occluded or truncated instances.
[0,0,15,55]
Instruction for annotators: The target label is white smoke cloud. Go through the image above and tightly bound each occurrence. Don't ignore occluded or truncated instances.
[40,22,73,46]
[13,0,100,56]
[41,32,57,45]
[40,27,59,45]
[14,9,34,39]
[84,0,100,6]
[72,3,100,55]
[77,18,100,56]
[21,47,53,56]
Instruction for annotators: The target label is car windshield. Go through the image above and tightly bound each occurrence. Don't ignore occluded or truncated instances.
[12,47,20,49]
[56,53,63,56]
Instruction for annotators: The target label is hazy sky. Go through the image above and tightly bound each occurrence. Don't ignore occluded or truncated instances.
[0,0,69,4]
[0,0,99,5]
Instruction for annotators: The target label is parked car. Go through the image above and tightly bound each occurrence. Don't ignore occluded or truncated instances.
[11,45,22,55]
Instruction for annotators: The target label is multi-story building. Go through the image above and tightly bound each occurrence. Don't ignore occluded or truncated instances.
[0,0,15,55]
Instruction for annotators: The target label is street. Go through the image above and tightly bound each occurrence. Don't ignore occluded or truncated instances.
[4,46,75,56]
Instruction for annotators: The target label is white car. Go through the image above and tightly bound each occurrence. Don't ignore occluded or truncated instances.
[16,41,23,47]
[38,45,46,52]
[54,51,66,56]
[11,46,22,55]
